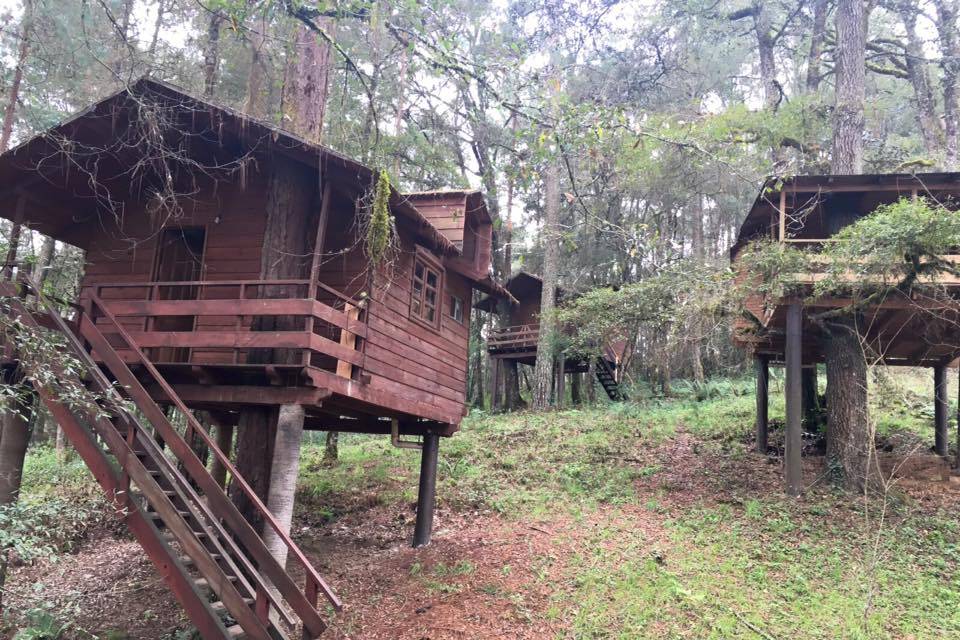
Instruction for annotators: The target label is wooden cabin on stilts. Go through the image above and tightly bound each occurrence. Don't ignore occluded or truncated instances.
[476,272,628,407]
[0,78,505,639]
[732,174,960,496]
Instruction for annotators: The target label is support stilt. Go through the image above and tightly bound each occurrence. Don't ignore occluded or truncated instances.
[264,404,305,566]
[413,433,440,548]
[785,303,803,497]
[755,354,769,454]
[210,422,235,489]
[935,365,949,456]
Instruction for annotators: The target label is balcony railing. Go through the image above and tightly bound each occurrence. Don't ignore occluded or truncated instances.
[85,279,366,377]
[488,324,540,352]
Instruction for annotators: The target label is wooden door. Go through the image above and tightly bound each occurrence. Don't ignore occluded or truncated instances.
[151,227,206,363]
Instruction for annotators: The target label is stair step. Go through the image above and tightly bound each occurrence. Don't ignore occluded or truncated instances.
[161,530,208,543]
[179,552,222,566]
[194,576,239,591]
[211,598,253,614]
[226,625,246,639]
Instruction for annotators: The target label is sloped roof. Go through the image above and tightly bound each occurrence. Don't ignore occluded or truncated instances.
[475,271,559,312]
[730,172,960,259]
[0,76,458,255]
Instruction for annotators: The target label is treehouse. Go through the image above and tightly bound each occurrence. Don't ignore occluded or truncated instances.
[476,271,628,402]
[0,78,504,640]
[732,173,960,494]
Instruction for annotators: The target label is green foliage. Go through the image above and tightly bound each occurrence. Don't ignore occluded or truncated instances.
[556,261,734,364]
[364,169,395,266]
[2,446,107,562]
[815,197,960,297]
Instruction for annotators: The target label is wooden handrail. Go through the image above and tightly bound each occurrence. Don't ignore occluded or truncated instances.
[87,292,341,614]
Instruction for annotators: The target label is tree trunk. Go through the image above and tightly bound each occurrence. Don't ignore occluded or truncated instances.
[570,371,582,405]
[0,394,31,506]
[935,0,960,169]
[0,390,31,614]
[831,0,867,174]
[36,235,55,287]
[754,2,779,111]
[202,10,223,97]
[899,5,943,160]
[243,14,269,118]
[825,0,871,492]
[0,0,32,153]
[470,303,485,408]
[234,148,317,522]
[324,431,338,462]
[802,366,821,430]
[263,404,305,567]
[586,358,597,404]
[691,341,705,384]
[824,318,871,490]
[503,359,524,410]
[229,407,278,530]
[210,422,234,489]
[291,21,334,144]
[806,0,829,92]
[532,156,561,410]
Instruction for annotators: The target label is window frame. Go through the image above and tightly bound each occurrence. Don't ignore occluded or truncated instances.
[409,247,444,331]
[449,294,464,324]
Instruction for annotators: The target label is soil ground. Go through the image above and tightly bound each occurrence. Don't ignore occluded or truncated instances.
[7,425,960,639]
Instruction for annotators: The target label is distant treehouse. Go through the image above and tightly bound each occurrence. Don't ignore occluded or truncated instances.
[731,174,960,495]
[0,78,508,640]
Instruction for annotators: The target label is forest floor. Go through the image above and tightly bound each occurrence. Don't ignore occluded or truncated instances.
[5,370,960,639]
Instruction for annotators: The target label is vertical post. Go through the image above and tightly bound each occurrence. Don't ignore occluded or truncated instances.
[778,189,786,242]
[755,354,769,453]
[556,359,566,409]
[490,356,501,413]
[935,364,949,456]
[785,302,803,497]
[210,422,235,489]
[308,183,332,300]
[2,195,25,280]
[413,432,440,548]
[955,372,960,470]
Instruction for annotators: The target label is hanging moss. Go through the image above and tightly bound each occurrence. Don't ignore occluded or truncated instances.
[366,169,393,266]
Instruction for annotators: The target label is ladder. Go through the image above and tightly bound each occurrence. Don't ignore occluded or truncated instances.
[595,357,628,401]
[2,280,339,640]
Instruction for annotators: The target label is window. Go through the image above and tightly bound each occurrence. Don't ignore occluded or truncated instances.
[450,295,464,323]
[411,257,441,327]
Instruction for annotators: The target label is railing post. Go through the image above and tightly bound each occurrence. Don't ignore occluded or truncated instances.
[255,585,270,624]
[303,577,318,640]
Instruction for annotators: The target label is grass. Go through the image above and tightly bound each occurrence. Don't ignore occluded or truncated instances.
[294,368,960,639]
[12,368,959,638]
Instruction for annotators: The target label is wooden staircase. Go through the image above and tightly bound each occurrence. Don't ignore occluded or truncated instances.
[2,280,340,640]
[595,357,628,401]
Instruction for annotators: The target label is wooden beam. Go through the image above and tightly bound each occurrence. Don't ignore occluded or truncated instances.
[309,183,332,293]
[755,354,769,454]
[785,302,803,497]
[147,384,331,406]
[336,303,360,379]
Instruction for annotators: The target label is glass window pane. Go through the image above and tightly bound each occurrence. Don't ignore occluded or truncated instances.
[413,279,422,294]
[426,270,438,287]
[426,307,435,322]
[426,289,435,305]
[415,263,424,280]
[412,298,421,315]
